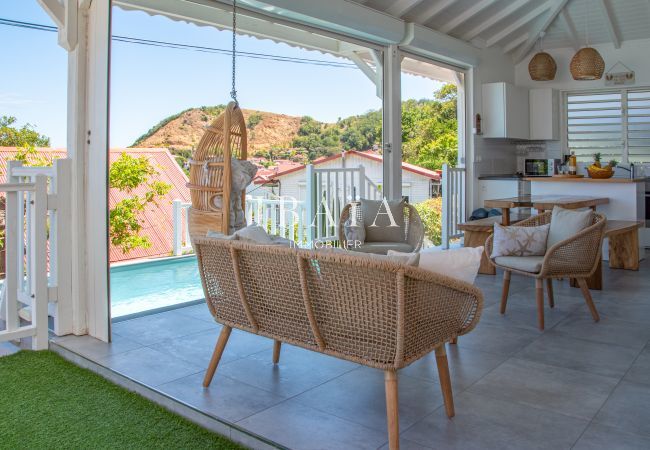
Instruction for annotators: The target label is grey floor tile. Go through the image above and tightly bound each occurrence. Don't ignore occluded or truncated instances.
[594,381,650,437]
[293,366,443,432]
[455,322,540,356]
[173,303,215,323]
[99,346,203,386]
[586,300,650,325]
[150,327,273,370]
[624,347,650,386]
[516,332,640,379]
[53,333,142,361]
[468,358,619,420]
[402,391,589,450]
[378,438,433,450]
[237,399,388,450]
[157,371,285,423]
[401,344,507,391]
[573,423,650,450]
[219,344,358,398]
[552,315,650,350]
[479,300,576,332]
[111,310,214,346]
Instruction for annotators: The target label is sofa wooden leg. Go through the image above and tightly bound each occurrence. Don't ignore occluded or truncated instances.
[450,337,458,344]
[500,271,511,314]
[577,278,600,322]
[384,370,400,450]
[546,278,555,308]
[535,279,544,331]
[203,326,232,387]
[435,345,455,418]
[273,340,282,364]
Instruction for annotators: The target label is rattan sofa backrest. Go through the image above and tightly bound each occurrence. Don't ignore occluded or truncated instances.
[193,237,483,369]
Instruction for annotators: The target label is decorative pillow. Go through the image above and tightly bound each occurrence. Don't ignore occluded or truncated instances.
[389,246,483,284]
[206,231,238,239]
[382,251,420,266]
[490,223,550,258]
[360,198,405,243]
[210,225,294,246]
[547,206,593,248]
[343,217,366,244]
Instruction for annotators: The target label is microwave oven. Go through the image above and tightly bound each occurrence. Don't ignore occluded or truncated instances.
[525,159,560,177]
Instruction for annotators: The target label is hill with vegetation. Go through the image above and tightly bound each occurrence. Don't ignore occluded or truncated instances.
[131,84,458,171]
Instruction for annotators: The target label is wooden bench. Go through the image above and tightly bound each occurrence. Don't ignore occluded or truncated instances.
[458,214,530,275]
[571,220,643,290]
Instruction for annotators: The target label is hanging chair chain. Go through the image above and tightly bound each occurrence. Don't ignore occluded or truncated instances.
[230,0,238,103]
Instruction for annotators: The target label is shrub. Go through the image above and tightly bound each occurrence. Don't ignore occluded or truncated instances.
[414,197,442,246]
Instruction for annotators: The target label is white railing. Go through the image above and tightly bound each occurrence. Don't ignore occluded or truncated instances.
[441,164,466,249]
[172,164,382,248]
[306,164,381,242]
[0,176,49,350]
[2,159,73,338]
[245,196,308,244]
[172,199,192,256]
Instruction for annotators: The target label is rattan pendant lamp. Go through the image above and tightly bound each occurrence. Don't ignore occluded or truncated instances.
[570,0,605,80]
[187,0,248,236]
[528,32,556,81]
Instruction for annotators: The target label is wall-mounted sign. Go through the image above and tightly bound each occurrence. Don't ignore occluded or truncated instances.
[604,61,635,86]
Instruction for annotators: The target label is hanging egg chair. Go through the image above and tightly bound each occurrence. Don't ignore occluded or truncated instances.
[187,0,249,236]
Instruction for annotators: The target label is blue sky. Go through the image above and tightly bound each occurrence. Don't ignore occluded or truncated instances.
[1,0,440,148]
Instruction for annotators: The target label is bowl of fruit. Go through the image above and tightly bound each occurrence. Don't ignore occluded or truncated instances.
[587,153,618,179]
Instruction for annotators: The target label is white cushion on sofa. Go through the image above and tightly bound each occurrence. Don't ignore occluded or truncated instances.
[389,246,483,284]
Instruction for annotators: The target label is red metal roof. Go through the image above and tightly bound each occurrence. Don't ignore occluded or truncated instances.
[253,150,442,183]
[0,147,190,263]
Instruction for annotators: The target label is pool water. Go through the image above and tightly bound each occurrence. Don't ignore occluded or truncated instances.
[110,256,204,317]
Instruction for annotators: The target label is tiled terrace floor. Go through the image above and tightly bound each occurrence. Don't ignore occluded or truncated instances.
[53,255,650,449]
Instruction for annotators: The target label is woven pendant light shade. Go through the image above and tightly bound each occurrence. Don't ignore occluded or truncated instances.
[528,51,557,81]
[570,47,605,80]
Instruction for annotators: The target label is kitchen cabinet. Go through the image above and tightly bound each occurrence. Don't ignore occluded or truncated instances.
[529,88,559,140]
[481,82,529,139]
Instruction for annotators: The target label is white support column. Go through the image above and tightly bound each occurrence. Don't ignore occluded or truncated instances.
[305,164,315,245]
[65,0,111,340]
[52,158,73,335]
[382,45,402,201]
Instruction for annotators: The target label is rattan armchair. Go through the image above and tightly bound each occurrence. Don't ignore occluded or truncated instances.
[193,237,483,450]
[338,202,424,254]
[486,211,606,331]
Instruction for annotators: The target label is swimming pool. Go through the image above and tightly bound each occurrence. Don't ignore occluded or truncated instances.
[110,256,204,318]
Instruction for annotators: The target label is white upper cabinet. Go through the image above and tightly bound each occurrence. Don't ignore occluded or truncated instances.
[481,82,529,139]
[529,88,559,140]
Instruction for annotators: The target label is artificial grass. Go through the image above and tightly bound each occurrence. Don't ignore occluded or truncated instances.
[0,351,244,449]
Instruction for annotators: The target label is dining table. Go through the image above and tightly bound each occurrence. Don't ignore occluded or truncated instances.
[483,195,609,225]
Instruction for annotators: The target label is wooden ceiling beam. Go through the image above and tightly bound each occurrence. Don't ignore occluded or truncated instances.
[461,0,530,41]
[419,0,455,24]
[439,0,497,34]
[385,0,424,18]
[598,0,621,48]
[559,9,580,50]
[486,1,551,47]
[502,32,529,53]
[514,0,570,61]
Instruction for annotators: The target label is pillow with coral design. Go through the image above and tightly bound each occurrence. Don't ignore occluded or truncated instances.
[490,223,550,258]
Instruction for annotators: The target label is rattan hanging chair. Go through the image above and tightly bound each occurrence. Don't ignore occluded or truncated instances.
[187,101,248,236]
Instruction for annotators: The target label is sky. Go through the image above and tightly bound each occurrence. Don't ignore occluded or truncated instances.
[1,0,442,148]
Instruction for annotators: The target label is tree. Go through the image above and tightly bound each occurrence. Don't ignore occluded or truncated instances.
[414,197,442,246]
[0,116,50,147]
[109,153,172,253]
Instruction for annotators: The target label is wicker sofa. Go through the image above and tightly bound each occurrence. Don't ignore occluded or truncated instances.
[193,237,484,449]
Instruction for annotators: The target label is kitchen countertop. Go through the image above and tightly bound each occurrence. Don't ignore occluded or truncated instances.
[524,177,648,183]
[478,174,525,180]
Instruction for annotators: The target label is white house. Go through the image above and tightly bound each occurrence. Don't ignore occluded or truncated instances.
[252,150,441,204]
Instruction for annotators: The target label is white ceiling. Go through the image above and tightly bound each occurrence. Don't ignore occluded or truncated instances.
[353,0,650,61]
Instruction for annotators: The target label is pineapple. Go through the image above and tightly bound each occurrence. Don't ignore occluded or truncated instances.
[593,152,602,168]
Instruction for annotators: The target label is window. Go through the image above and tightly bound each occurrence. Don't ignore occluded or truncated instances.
[566,88,650,163]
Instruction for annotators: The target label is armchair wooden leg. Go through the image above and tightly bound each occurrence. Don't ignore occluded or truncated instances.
[384,370,400,450]
[203,326,232,387]
[500,271,511,314]
[273,340,282,364]
[450,337,458,344]
[577,278,600,322]
[435,345,455,418]
[535,279,545,331]
[546,278,555,308]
